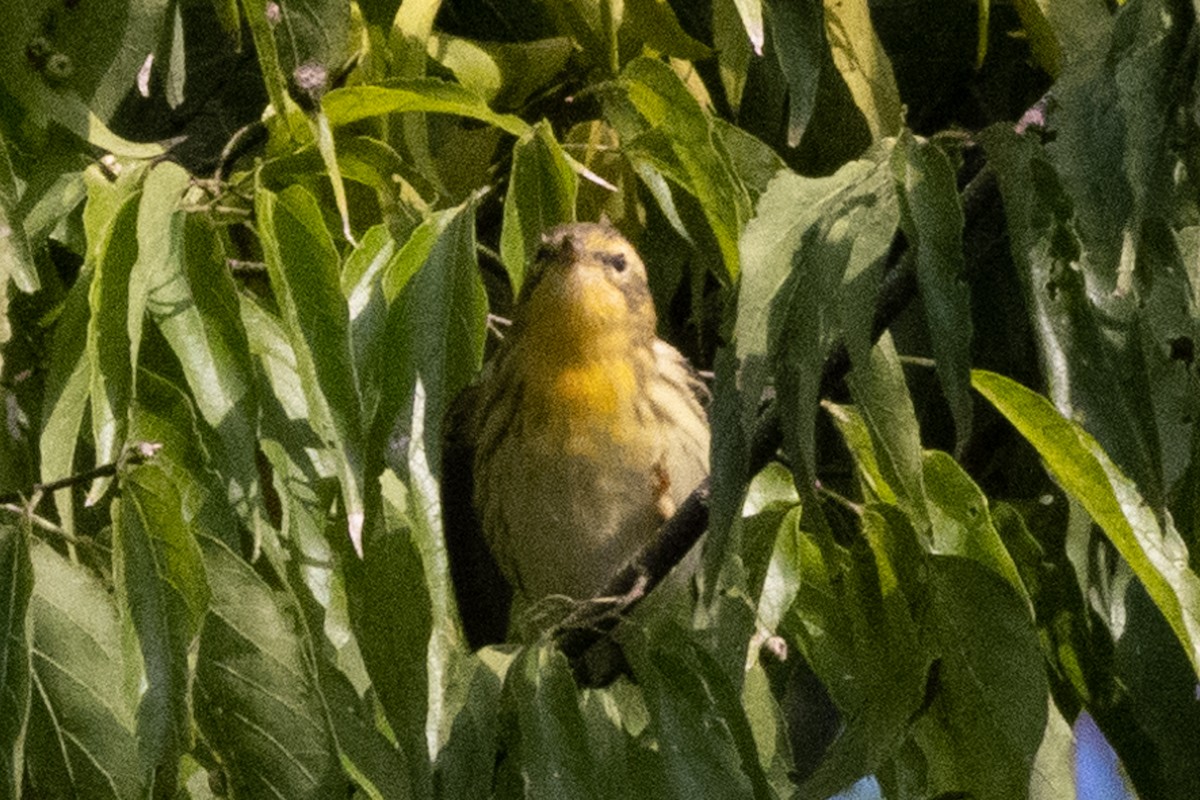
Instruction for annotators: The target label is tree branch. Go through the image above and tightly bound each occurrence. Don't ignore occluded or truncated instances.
[0,442,162,506]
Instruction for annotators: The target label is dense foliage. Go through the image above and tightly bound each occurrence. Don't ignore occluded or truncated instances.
[1,0,1198,798]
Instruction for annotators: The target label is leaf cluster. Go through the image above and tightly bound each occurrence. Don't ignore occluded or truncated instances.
[1,0,1199,799]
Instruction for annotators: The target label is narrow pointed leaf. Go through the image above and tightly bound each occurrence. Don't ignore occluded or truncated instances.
[973,369,1200,677]
[500,120,577,294]
[0,521,32,799]
[25,540,148,799]
[194,534,344,798]
[257,183,366,554]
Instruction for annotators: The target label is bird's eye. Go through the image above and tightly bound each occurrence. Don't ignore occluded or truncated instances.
[535,243,556,262]
[602,253,627,273]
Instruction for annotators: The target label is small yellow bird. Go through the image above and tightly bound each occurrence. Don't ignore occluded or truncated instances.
[444,222,710,647]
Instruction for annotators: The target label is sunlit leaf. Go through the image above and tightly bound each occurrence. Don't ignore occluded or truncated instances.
[323,81,531,137]
[83,166,144,504]
[257,182,366,554]
[616,56,752,281]
[821,0,902,139]
[25,540,148,799]
[114,464,211,771]
[0,521,31,799]
[974,369,1200,678]
[193,534,345,798]
[500,120,577,293]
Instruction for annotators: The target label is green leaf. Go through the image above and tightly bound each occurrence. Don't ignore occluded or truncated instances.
[507,644,598,800]
[630,628,774,800]
[0,128,37,293]
[430,35,575,110]
[912,556,1049,800]
[137,166,263,533]
[311,108,356,244]
[763,0,824,147]
[973,368,1200,678]
[615,56,752,280]
[1029,700,1078,800]
[113,465,211,771]
[923,451,1029,605]
[374,199,487,474]
[729,0,765,53]
[257,183,366,554]
[896,133,973,454]
[25,540,148,799]
[323,80,532,137]
[623,0,713,61]
[846,333,929,531]
[344,494,434,797]
[821,0,902,139]
[982,124,1164,507]
[1010,0,1112,75]
[193,534,345,799]
[315,651,412,800]
[713,0,755,111]
[0,521,32,799]
[500,120,577,293]
[823,400,897,505]
[790,510,927,797]
[735,149,896,484]
[241,0,301,138]
[39,276,92,534]
[433,653,505,800]
[130,370,244,551]
[84,167,144,504]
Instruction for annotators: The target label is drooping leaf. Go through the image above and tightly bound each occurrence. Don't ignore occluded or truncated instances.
[257,182,366,554]
[113,464,210,773]
[983,124,1164,507]
[911,556,1050,800]
[0,521,31,799]
[923,451,1028,605]
[500,120,577,294]
[736,148,897,485]
[506,644,598,800]
[25,540,149,799]
[763,0,824,148]
[974,369,1200,678]
[193,533,345,798]
[630,628,772,800]
[614,56,753,281]
[344,489,434,798]
[374,199,487,475]
[623,0,713,61]
[0,128,37,293]
[789,510,928,797]
[846,334,929,532]
[38,276,92,535]
[821,0,902,140]
[895,133,973,454]
[83,166,144,504]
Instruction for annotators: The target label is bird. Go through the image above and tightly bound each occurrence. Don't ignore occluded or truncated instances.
[442,222,711,649]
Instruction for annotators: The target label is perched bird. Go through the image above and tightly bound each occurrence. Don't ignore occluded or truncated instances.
[443,222,711,648]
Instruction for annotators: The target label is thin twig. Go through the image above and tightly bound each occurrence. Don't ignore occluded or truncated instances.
[0,442,162,506]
